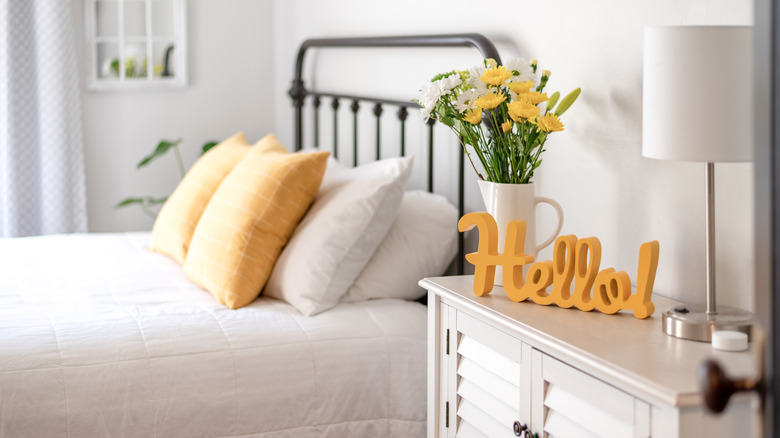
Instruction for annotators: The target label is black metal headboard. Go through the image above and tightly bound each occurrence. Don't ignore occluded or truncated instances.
[288,34,501,275]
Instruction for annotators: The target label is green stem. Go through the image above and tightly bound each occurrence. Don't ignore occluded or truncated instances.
[487,109,508,182]
[140,198,158,219]
[458,136,484,180]
[173,145,186,179]
[472,126,496,181]
[450,125,492,181]
[479,126,500,182]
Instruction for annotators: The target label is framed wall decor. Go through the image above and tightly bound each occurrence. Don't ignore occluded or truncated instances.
[84,0,187,90]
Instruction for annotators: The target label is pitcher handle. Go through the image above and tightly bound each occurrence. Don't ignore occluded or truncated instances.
[534,197,564,254]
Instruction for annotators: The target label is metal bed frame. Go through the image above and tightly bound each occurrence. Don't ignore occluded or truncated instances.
[288,33,502,275]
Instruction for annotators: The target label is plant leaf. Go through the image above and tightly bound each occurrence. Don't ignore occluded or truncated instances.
[115,197,146,208]
[545,91,560,113]
[201,141,219,155]
[137,139,182,169]
[116,196,168,209]
[554,88,581,117]
[145,196,169,205]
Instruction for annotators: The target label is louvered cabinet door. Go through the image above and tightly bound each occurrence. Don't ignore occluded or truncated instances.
[448,309,532,438]
[531,351,651,438]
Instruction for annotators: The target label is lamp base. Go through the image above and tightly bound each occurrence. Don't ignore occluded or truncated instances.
[662,305,753,342]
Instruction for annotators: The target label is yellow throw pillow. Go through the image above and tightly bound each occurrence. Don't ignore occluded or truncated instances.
[184,134,329,309]
[150,133,251,264]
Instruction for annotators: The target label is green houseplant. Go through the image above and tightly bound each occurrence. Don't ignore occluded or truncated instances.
[117,138,218,218]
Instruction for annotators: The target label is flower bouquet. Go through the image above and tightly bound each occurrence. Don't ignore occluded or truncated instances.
[416,58,580,184]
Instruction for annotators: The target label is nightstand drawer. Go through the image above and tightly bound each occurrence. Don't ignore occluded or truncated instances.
[533,351,650,438]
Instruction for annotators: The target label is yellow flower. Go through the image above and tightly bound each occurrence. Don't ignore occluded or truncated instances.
[514,93,532,104]
[501,121,513,133]
[507,101,540,122]
[480,66,513,87]
[475,92,506,110]
[507,81,534,95]
[514,91,549,106]
[528,91,549,105]
[530,59,538,69]
[463,108,483,124]
[536,113,565,132]
[542,69,551,78]
[485,58,498,69]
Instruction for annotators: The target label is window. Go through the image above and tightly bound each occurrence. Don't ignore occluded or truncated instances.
[85,0,187,90]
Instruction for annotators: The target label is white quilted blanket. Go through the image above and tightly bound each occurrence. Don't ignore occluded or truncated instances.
[0,233,426,437]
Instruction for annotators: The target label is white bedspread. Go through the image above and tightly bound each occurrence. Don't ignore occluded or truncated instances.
[0,233,426,437]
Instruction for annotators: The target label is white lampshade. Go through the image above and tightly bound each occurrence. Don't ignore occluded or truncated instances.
[642,26,753,162]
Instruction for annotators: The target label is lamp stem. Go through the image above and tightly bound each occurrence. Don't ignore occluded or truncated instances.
[660,161,752,343]
[705,162,716,315]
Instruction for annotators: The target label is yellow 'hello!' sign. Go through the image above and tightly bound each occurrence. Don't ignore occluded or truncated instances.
[458,212,659,319]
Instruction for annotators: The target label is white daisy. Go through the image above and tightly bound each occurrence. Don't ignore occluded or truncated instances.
[418,74,460,106]
[454,88,480,113]
[417,73,464,120]
[466,64,490,95]
[417,81,441,110]
[438,73,462,94]
[420,105,434,120]
[504,57,537,83]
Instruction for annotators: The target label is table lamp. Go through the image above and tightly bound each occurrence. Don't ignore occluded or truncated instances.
[642,25,754,342]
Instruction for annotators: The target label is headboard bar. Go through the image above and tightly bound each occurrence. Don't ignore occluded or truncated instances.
[309,92,419,110]
[290,33,502,151]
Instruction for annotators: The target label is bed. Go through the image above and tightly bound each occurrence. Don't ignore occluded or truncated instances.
[0,34,500,437]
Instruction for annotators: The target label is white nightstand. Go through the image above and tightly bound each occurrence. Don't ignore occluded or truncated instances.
[421,275,758,438]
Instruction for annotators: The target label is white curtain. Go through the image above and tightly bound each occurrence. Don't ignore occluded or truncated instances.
[0,0,88,237]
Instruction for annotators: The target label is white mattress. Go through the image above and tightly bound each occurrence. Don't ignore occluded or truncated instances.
[0,233,427,437]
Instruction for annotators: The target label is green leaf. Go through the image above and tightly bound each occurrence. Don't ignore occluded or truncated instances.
[110,59,120,76]
[137,139,182,169]
[439,114,455,128]
[431,70,458,82]
[554,88,581,117]
[453,119,467,137]
[115,196,168,209]
[115,197,146,208]
[545,91,560,113]
[201,141,219,155]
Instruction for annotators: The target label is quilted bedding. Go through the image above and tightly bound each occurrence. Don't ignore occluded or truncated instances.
[0,233,427,437]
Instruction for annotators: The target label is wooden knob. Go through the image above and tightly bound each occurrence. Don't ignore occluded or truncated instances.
[699,359,757,413]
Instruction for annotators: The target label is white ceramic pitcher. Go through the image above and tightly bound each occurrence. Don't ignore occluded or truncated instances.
[477,180,563,286]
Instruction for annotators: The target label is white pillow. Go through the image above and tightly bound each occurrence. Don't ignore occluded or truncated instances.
[264,156,413,316]
[341,190,458,303]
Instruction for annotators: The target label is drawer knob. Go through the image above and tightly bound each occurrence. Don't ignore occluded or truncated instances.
[513,421,530,437]
[699,359,759,413]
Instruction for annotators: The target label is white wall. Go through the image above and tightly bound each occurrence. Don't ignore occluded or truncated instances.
[272,0,755,310]
[74,0,276,232]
